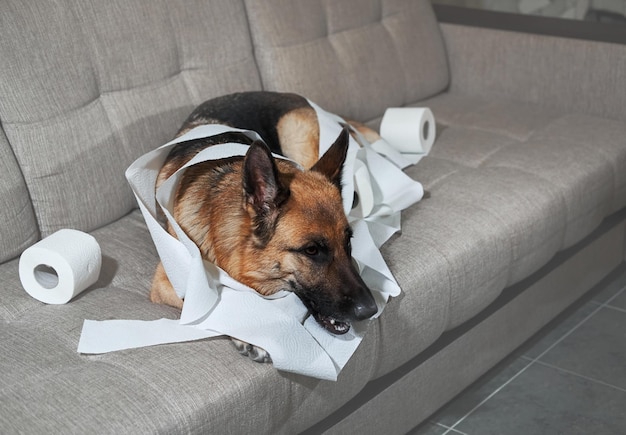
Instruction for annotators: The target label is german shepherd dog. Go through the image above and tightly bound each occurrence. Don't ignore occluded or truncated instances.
[151,91,378,361]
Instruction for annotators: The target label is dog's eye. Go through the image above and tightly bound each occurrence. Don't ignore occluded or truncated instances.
[303,245,319,256]
[297,240,328,261]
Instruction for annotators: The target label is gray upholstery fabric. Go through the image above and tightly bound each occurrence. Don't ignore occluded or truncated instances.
[398,92,626,331]
[330,224,624,434]
[0,130,38,263]
[0,0,262,237]
[532,114,626,214]
[3,0,626,433]
[0,211,384,434]
[6,90,625,431]
[245,0,449,121]
[441,23,626,122]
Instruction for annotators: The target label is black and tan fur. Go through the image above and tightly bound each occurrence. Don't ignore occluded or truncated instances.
[151,91,379,360]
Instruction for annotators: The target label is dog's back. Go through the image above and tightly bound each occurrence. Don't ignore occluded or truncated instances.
[174,91,321,170]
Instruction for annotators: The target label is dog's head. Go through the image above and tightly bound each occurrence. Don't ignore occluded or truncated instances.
[233,128,377,334]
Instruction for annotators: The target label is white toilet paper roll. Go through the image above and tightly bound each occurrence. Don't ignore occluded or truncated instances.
[19,229,102,304]
[379,107,436,155]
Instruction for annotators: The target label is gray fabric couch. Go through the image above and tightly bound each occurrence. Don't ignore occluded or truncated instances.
[2,1,625,433]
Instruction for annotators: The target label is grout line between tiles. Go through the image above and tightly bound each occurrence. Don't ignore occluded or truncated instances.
[441,359,534,435]
[442,280,626,435]
[604,304,626,314]
[590,299,626,314]
[516,277,625,365]
[432,421,469,435]
[530,359,626,393]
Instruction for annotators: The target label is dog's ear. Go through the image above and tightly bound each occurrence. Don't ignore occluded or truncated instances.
[243,140,289,244]
[311,127,349,190]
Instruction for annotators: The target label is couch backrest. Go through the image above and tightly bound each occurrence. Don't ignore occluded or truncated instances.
[0,131,38,263]
[244,0,449,121]
[0,0,449,261]
[0,0,262,244]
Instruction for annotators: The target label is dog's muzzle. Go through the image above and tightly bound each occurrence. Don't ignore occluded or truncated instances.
[308,290,378,335]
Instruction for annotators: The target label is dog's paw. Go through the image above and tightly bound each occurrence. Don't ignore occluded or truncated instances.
[231,338,272,363]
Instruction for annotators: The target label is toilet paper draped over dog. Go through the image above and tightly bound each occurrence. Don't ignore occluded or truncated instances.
[78,102,424,381]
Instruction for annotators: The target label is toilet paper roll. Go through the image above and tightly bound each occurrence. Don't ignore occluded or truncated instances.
[19,229,102,304]
[379,107,436,155]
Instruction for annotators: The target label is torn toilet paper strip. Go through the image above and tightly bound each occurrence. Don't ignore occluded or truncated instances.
[78,102,425,381]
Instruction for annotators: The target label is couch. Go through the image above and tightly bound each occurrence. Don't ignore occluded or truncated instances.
[2,1,625,433]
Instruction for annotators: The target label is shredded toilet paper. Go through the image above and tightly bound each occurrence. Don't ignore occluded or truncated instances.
[78,101,428,381]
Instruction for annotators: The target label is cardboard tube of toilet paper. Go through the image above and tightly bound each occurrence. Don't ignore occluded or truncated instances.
[19,229,102,304]
[379,107,436,155]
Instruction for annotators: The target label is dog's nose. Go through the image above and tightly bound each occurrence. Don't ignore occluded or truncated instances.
[353,294,378,320]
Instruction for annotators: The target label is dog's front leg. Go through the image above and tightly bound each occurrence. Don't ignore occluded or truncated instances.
[231,338,271,363]
[151,263,270,363]
[150,262,184,309]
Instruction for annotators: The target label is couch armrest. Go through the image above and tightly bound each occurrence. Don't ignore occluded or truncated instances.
[439,22,626,122]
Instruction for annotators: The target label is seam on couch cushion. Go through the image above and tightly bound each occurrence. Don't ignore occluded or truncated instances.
[0,0,263,237]
[245,0,449,120]
[530,114,626,214]
[0,126,38,262]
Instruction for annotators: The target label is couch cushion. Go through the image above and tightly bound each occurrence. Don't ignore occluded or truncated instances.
[0,0,262,237]
[0,130,38,263]
[399,92,626,331]
[356,93,626,376]
[5,92,626,431]
[245,0,449,121]
[530,114,626,214]
[1,210,389,434]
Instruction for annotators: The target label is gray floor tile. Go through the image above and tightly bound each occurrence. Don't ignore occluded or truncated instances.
[521,267,626,360]
[428,357,530,428]
[454,363,626,435]
[606,288,626,311]
[521,301,599,360]
[538,306,626,390]
[407,421,456,435]
[592,268,626,304]
[412,268,626,435]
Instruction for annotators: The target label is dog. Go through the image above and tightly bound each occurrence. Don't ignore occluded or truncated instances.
[150,91,379,362]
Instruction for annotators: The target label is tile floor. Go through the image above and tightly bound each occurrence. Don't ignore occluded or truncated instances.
[410,265,626,435]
